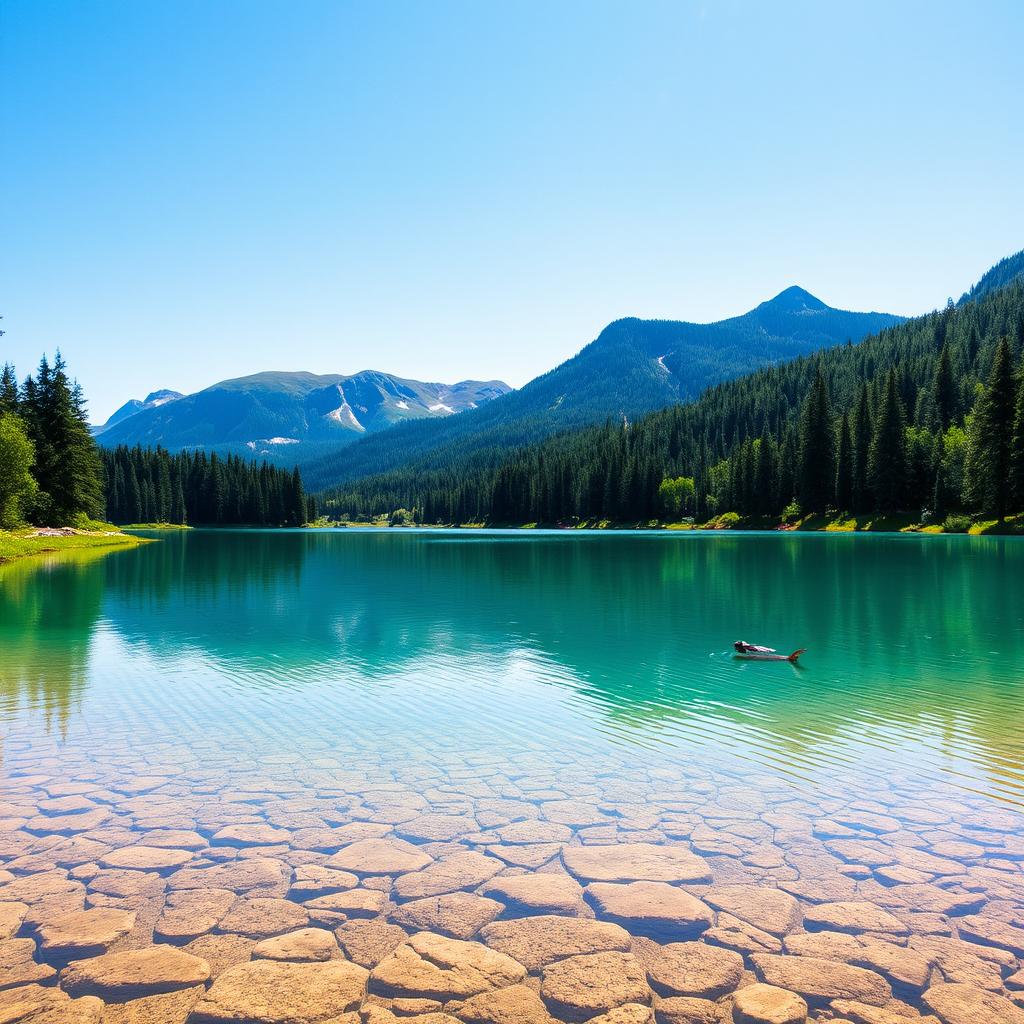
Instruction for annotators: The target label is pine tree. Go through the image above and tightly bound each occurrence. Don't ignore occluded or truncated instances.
[933,343,957,429]
[777,428,798,510]
[126,465,142,523]
[753,430,776,516]
[931,433,947,519]
[968,337,1017,520]
[798,365,835,514]
[834,412,853,512]
[289,467,306,526]
[868,371,908,512]
[157,453,172,522]
[0,363,19,414]
[19,353,104,524]
[1012,363,1024,509]
[851,383,873,511]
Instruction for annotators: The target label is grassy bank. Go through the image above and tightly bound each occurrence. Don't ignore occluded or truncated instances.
[0,526,153,566]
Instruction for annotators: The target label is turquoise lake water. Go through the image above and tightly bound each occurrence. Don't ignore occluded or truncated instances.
[3,528,1023,807]
[2,529,1023,1019]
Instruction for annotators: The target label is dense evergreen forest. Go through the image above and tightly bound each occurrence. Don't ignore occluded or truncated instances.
[0,351,312,529]
[320,253,1024,527]
[101,446,313,526]
[0,353,104,527]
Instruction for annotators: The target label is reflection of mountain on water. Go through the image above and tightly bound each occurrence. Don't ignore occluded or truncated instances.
[0,549,109,733]
[96,531,1024,779]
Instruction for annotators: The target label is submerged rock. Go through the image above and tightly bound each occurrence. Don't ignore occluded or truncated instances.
[751,953,891,1007]
[481,874,584,916]
[450,983,553,1024]
[701,886,802,937]
[562,844,711,885]
[36,907,135,959]
[732,982,807,1024]
[253,927,340,961]
[370,931,526,999]
[392,892,504,940]
[60,945,211,1000]
[326,839,434,877]
[540,951,650,1021]
[585,882,714,941]
[189,958,369,1022]
[922,981,1024,1024]
[393,853,502,900]
[640,940,743,999]
[480,915,632,971]
[0,983,103,1024]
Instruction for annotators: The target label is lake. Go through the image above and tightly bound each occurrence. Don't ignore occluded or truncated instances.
[2,529,1023,1022]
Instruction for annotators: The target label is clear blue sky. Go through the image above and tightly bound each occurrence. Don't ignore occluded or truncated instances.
[2,0,1022,422]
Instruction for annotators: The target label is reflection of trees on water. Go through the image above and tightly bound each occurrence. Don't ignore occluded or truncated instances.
[5,530,1024,790]
[103,532,1024,762]
[0,550,108,734]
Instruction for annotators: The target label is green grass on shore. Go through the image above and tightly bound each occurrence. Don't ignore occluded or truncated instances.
[0,526,152,566]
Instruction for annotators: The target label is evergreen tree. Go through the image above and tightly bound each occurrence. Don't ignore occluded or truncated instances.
[851,383,873,511]
[834,411,853,511]
[968,337,1017,520]
[868,371,908,512]
[753,430,776,516]
[931,433,947,519]
[0,363,19,414]
[18,352,104,524]
[1012,363,1024,509]
[125,464,142,523]
[776,428,797,510]
[798,364,834,514]
[933,343,957,429]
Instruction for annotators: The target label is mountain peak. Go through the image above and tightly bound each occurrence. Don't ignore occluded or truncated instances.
[761,286,828,313]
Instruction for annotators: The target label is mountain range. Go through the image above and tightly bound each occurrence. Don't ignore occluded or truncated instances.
[317,248,1024,525]
[96,390,185,431]
[98,287,904,488]
[300,286,904,490]
[95,371,511,461]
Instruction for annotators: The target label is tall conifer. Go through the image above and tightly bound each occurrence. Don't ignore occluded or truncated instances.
[868,371,908,512]
[968,338,1017,520]
[798,364,834,514]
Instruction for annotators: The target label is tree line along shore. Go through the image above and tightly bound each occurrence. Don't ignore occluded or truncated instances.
[4,259,1024,551]
[0,354,314,564]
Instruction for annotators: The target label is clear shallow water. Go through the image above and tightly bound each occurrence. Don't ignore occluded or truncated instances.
[1,529,1023,1019]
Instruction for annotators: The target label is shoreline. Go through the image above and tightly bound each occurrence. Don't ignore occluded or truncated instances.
[0,528,153,567]
[309,511,1024,536]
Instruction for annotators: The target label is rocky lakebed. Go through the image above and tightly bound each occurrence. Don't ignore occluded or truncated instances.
[0,755,1022,1024]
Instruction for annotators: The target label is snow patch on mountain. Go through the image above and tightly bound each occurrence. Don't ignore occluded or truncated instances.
[327,403,365,431]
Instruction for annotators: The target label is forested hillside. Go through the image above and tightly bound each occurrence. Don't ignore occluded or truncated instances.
[319,252,1024,527]
[304,288,902,491]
